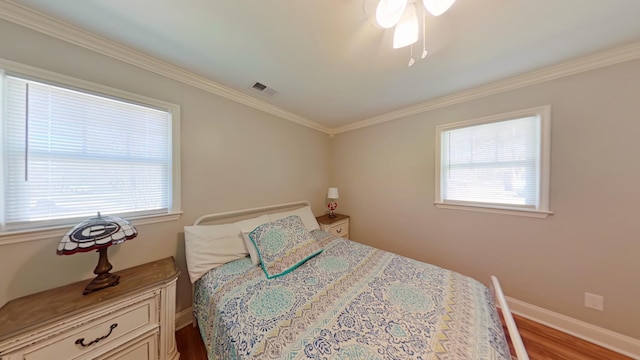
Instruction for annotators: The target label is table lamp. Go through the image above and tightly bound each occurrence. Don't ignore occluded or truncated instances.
[57,213,137,295]
[327,187,339,218]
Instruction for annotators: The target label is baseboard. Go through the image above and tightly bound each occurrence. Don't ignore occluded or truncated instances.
[506,296,640,359]
[173,301,640,359]
[175,306,194,330]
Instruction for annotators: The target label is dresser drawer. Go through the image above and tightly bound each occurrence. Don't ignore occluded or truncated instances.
[95,331,157,360]
[325,221,348,238]
[21,297,157,360]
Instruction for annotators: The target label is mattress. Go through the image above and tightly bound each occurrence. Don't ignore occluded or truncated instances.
[194,231,510,359]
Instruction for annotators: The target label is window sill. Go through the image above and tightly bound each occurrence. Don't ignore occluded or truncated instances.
[0,211,183,246]
[434,203,552,218]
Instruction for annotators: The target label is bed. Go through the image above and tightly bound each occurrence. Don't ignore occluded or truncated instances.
[185,201,528,360]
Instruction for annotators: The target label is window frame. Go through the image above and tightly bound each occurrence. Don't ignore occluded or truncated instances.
[0,58,181,244]
[434,105,552,218]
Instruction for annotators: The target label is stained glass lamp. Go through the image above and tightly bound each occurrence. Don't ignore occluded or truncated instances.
[57,213,138,295]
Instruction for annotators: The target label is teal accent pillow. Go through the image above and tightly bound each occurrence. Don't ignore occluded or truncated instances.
[249,215,323,279]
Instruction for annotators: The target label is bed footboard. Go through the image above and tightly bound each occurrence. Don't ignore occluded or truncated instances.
[491,276,530,360]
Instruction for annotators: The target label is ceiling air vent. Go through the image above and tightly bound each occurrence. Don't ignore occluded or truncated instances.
[251,82,278,97]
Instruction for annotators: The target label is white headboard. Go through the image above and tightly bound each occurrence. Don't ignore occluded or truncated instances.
[192,200,311,226]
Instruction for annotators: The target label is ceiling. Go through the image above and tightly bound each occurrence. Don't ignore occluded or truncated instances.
[7,0,640,129]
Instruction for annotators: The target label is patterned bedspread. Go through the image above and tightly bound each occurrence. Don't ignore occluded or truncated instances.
[194,231,510,360]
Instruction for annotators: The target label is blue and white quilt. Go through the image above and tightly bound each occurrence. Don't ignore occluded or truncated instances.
[194,231,510,359]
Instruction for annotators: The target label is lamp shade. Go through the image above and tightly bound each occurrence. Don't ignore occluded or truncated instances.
[57,213,137,255]
[327,187,340,199]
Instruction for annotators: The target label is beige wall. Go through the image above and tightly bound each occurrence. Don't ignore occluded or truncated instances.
[331,59,640,339]
[0,19,331,312]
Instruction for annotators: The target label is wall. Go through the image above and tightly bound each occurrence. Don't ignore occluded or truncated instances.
[0,19,331,312]
[331,59,640,339]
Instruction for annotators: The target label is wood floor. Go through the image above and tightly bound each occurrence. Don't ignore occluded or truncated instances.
[175,323,208,360]
[176,314,633,360]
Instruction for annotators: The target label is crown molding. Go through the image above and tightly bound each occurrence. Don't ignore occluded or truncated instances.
[333,41,640,134]
[2,1,640,137]
[0,1,331,135]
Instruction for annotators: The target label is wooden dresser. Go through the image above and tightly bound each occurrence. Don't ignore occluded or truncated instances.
[0,257,180,360]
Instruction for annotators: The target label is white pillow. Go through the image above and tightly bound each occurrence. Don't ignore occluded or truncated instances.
[241,230,260,266]
[184,214,268,283]
[267,205,319,232]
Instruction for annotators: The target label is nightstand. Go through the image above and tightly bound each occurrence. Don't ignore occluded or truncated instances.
[0,257,180,360]
[316,213,350,239]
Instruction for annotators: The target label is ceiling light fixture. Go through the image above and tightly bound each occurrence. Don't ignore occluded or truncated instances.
[374,0,456,66]
[423,0,456,16]
[376,0,407,29]
[392,3,419,49]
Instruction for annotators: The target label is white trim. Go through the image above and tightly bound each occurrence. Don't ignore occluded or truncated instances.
[170,106,182,216]
[175,306,194,331]
[0,58,176,111]
[434,203,551,218]
[1,58,184,227]
[0,212,182,246]
[0,58,183,244]
[0,1,331,135]
[434,106,551,217]
[332,42,640,134]
[1,1,640,136]
[506,297,640,359]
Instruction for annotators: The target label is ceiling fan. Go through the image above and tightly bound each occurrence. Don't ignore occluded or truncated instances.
[374,0,457,66]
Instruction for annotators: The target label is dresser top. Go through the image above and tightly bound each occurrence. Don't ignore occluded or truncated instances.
[0,256,179,342]
[316,213,349,225]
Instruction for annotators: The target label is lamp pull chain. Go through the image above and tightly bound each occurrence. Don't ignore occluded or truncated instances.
[408,44,415,67]
[24,83,29,182]
[422,5,428,59]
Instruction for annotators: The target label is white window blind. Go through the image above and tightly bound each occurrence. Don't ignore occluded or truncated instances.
[435,106,551,216]
[2,75,172,231]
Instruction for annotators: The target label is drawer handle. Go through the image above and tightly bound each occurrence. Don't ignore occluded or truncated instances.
[336,228,342,233]
[75,323,118,347]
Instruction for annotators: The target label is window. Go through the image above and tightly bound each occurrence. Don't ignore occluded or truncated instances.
[0,63,181,237]
[435,106,551,217]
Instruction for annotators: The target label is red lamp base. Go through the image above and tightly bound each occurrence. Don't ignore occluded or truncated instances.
[328,201,338,218]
